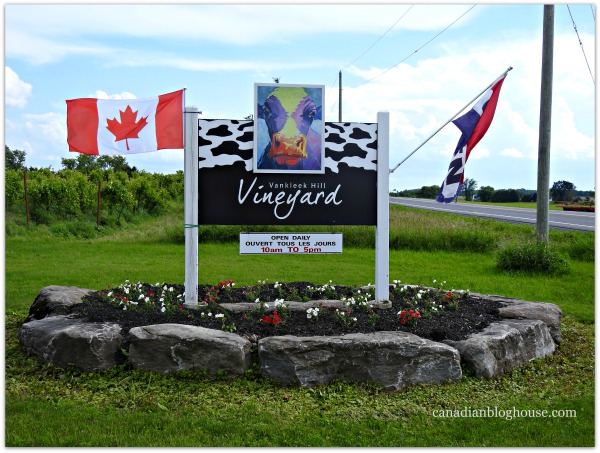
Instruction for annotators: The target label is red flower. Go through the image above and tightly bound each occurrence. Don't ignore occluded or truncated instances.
[261,315,272,324]
[177,305,183,310]
[400,319,406,325]
[272,311,282,325]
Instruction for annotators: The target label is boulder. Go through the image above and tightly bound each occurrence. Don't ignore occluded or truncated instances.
[498,300,562,344]
[18,315,123,372]
[128,324,252,376]
[219,299,391,315]
[470,292,562,343]
[444,319,555,378]
[26,285,94,322]
[258,331,462,390]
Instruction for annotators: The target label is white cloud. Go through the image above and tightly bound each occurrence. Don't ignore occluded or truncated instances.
[94,90,137,100]
[5,29,112,65]
[5,67,32,108]
[550,96,595,160]
[23,112,67,146]
[470,147,491,159]
[5,4,479,47]
[501,148,525,158]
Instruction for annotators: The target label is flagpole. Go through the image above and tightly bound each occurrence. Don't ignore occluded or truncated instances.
[390,66,513,174]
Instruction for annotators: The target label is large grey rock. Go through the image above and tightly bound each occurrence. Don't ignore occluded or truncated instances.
[470,292,562,343]
[498,300,562,344]
[258,332,462,390]
[18,315,123,371]
[26,285,94,322]
[219,299,391,314]
[128,324,252,376]
[444,319,555,378]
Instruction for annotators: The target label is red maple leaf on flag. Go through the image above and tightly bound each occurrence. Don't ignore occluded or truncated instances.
[106,105,149,150]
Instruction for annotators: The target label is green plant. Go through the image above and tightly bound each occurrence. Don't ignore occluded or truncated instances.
[306,280,338,299]
[259,311,283,327]
[332,308,357,327]
[398,308,421,326]
[497,241,570,275]
[367,309,380,326]
[306,307,320,322]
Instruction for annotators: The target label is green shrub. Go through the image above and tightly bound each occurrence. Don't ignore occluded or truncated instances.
[496,241,570,274]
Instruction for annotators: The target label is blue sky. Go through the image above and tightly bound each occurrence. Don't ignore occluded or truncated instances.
[4,2,596,192]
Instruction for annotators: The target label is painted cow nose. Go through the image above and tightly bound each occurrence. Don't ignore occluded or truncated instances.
[269,132,307,166]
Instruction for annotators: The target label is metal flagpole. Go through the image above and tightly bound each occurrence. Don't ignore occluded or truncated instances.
[390,66,513,174]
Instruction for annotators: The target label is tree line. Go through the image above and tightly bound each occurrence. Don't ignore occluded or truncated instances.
[5,146,183,226]
[391,177,594,204]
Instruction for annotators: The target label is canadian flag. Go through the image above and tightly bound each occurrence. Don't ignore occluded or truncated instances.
[66,89,184,155]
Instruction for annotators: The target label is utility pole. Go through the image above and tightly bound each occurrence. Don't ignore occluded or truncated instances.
[536,4,554,243]
[338,70,342,122]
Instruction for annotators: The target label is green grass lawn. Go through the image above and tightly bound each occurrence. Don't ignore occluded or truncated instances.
[4,206,595,447]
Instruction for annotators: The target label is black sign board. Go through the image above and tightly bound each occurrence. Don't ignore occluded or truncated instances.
[198,120,377,226]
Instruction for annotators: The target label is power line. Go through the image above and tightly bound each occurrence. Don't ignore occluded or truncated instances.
[567,4,595,84]
[341,5,414,70]
[328,6,414,115]
[350,5,476,89]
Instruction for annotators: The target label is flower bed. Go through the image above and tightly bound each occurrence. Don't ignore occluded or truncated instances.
[19,281,562,390]
[74,279,503,343]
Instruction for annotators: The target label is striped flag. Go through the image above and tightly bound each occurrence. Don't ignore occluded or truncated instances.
[436,75,507,203]
[66,89,184,155]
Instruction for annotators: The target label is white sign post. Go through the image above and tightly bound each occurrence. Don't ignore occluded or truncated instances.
[375,111,390,302]
[184,106,199,307]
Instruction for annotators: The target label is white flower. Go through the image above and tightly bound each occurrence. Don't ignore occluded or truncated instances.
[145,297,150,303]
[215,313,224,319]
[124,287,129,294]
[306,307,320,319]
[161,306,166,313]
[169,287,174,292]
[207,312,212,317]
[107,291,113,297]
[255,298,260,304]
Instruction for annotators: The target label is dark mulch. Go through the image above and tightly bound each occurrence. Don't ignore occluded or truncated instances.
[73,282,503,343]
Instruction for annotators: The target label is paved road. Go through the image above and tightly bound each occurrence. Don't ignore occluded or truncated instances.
[390,197,595,232]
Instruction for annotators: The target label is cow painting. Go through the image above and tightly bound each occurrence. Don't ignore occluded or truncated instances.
[254,83,325,173]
